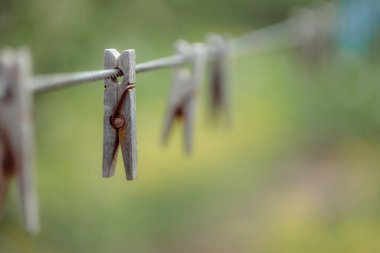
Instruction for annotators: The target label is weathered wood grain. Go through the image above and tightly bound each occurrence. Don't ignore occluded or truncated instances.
[102,49,120,178]
[117,50,137,180]
[102,49,137,180]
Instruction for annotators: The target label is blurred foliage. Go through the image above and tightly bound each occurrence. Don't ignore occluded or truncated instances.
[2,0,380,253]
[0,0,313,72]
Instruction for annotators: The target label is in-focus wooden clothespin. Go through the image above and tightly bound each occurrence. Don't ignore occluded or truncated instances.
[162,40,207,154]
[102,49,137,180]
[206,34,231,126]
[0,48,39,234]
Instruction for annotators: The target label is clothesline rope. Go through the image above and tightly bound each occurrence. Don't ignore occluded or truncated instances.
[31,20,293,93]
[32,53,190,93]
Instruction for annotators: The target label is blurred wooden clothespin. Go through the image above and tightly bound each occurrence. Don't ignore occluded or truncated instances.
[290,3,335,69]
[0,48,39,234]
[102,49,137,180]
[206,34,231,126]
[162,40,207,154]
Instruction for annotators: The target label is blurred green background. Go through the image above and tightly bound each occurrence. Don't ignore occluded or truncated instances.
[2,0,380,252]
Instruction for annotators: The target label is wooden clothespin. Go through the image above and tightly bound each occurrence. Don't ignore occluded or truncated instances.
[162,40,207,154]
[102,49,137,180]
[290,4,335,69]
[206,34,231,126]
[0,48,39,234]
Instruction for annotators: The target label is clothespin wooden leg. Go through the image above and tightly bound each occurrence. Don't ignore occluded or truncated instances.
[183,43,206,154]
[103,49,121,178]
[14,49,39,234]
[162,110,176,146]
[118,50,137,180]
[183,93,195,154]
[0,137,5,218]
